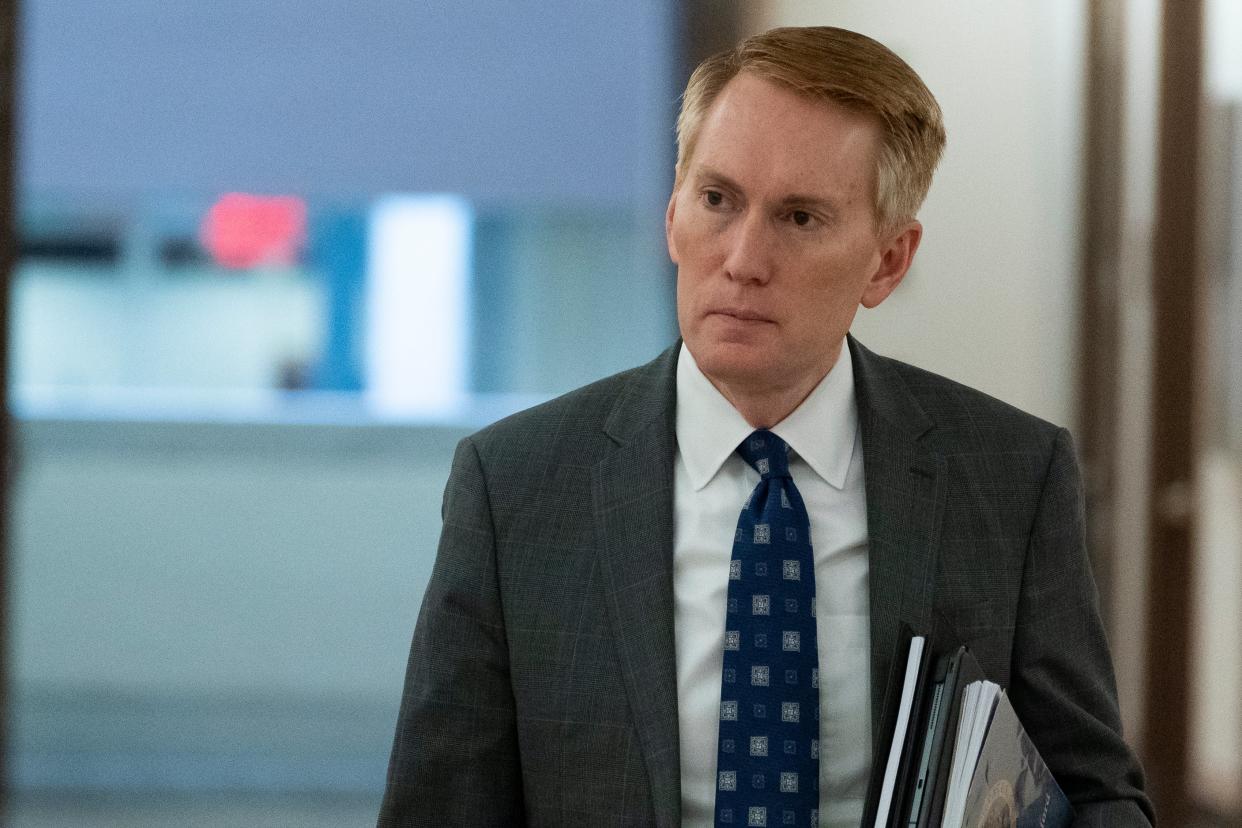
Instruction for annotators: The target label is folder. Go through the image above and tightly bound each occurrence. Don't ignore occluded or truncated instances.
[948,690,1073,827]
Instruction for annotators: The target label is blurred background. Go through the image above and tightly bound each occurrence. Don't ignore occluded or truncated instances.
[0,0,1238,825]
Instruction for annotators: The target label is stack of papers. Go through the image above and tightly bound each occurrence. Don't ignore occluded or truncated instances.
[941,680,1001,826]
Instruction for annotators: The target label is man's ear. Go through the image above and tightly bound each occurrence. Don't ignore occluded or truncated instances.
[665,189,680,264]
[861,220,922,309]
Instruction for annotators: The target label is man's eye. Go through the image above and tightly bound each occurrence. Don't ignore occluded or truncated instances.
[705,190,724,207]
[791,210,812,227]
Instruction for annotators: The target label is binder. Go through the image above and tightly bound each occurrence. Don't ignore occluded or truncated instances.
[886,636,937,827]
[914,646,985,827]
[862,624,930,827]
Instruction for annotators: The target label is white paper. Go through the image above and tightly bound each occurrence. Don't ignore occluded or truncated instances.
[941,680,1001,827]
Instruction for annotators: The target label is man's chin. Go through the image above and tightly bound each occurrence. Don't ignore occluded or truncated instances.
[687,340,774,388]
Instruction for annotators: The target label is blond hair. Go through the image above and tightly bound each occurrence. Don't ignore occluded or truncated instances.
[675,26,946,232]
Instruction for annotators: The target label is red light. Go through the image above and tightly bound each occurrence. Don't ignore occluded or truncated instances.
[200,193,307,270]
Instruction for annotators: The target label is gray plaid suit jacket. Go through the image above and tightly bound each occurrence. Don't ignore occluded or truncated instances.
[378,338,1154,827]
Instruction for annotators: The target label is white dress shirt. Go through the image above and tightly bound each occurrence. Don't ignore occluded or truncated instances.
[673,342,871,828]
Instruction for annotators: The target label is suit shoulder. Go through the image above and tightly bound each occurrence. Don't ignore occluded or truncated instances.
[877,351,1067,453]
[465,350,673,460]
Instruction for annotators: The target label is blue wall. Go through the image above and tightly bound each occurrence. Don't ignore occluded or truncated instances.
[19,0,678,209]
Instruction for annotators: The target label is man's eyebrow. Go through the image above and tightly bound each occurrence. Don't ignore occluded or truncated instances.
[777,193,840,213]
[693,166,743,190]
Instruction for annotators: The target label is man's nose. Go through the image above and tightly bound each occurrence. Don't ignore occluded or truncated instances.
[722,212,774,284]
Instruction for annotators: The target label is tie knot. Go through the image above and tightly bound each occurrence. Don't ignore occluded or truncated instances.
[736,430,791,479]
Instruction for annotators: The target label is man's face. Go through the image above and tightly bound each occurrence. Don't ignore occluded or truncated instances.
[668,72,917,410]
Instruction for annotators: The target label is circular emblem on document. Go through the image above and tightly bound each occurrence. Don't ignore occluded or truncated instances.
[971,779,1016,828]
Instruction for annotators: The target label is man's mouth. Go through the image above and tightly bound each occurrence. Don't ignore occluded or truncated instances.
[710,307,774,323]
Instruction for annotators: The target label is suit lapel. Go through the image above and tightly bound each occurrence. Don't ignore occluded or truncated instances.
[848,337,948,744]
[592,345,682,826]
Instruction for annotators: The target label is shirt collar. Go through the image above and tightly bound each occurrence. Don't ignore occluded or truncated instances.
[675,340,859,492]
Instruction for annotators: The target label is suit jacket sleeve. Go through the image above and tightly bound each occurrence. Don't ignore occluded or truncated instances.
[378,436,526,827]
[1010,428,1155,826]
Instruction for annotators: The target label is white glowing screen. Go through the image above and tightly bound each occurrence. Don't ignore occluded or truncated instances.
[365,195,472,417]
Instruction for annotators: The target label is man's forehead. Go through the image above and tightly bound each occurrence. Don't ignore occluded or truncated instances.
[688,76,878,203]
[704,72,880,137]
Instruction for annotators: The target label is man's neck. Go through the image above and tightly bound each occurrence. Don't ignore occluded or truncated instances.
[708,370,833,430]
[698,341,846,429]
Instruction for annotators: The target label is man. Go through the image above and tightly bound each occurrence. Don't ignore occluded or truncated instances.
[379,27,1153,827]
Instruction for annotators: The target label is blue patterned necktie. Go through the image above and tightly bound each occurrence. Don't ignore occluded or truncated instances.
[715,430,819,827]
